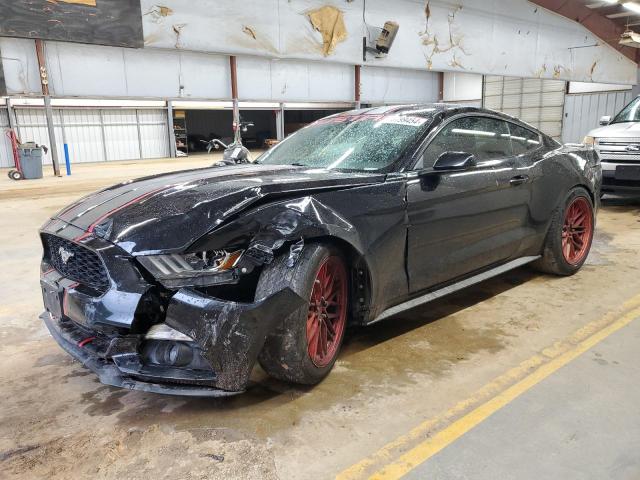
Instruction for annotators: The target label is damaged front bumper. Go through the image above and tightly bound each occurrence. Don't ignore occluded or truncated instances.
[40,267,305,397]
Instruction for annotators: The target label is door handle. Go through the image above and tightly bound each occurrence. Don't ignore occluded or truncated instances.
[509,175,529,186]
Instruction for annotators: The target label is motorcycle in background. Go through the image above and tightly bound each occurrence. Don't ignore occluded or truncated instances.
[202,118,255,166]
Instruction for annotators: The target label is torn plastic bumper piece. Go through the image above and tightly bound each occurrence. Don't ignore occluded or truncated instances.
[41,287,305,396]
[40,311,235,397]
[165,287,306,392]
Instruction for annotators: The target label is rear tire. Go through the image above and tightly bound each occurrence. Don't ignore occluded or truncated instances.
[256,244,348,385]
[533,187,595,276]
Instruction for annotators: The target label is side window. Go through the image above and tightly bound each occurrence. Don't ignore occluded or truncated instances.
[508,123,542,155]
[420,116,513,168]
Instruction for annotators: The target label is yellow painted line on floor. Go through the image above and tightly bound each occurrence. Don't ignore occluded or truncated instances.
[338,292,640,480]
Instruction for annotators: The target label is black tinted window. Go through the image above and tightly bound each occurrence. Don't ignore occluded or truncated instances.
[508,123,541,155]
[421,116,512,168]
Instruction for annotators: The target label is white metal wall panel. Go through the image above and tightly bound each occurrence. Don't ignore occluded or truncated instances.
[123,48,181,98]
[483,76,566,139]
[361,66,439,105]
[12,107,170,165]
[562,90,635,144]
[45,42,128,98]
[0,108,14,168]
[0,38,41,95]
[44,41,230,99]
[237,57,354,102]
[60,109,105,163]
[178,51,230,99]
[103,110,141,161]
[274,60,353,102]
[568,82,632,94]
[443,72,482,103]
[138,109,170,159]
[14,108,53,164]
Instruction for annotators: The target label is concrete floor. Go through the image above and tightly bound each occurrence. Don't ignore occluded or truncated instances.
[405,319,640,480]
[0,159,639,479]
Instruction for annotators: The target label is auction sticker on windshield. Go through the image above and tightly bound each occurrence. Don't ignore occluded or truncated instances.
[378,115,428,127]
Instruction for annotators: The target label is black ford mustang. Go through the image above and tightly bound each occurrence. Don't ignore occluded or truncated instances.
[40,105,601,396]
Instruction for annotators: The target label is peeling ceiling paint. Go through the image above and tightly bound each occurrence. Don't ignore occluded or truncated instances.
[307,5,348,56]
[138,0,637,84]
[420,3,468,70]
[51,0,97,5]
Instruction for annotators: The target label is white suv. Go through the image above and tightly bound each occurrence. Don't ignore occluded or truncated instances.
[585,96,640,195]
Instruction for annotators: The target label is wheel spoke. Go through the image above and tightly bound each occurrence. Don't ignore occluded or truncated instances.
[307,322,318,359]
[306,256,348,367]
[319,320,328,358]
[326,289,339,302]
[323,284,334,301]
[573,235,584,248]
[563,239,571,259]
[560,197,593,265]
[307,316,320,342]
[324,323,335,343]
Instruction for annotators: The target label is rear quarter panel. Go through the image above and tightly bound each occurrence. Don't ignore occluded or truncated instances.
[521,140,601,255]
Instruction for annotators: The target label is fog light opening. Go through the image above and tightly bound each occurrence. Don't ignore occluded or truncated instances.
[143,340,194,368]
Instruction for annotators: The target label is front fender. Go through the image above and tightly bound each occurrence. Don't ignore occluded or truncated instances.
[189,196,366,257]
[165,287,306,391]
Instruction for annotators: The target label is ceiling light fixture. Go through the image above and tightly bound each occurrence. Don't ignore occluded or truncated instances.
[620,29,640,47]
[623,2,640,13]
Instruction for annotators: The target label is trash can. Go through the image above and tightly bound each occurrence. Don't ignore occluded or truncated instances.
[18,143,44,180]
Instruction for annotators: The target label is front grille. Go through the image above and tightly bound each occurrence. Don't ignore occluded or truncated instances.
[43,234,109,292]
[596,138,640,164]
[602,177,640,189]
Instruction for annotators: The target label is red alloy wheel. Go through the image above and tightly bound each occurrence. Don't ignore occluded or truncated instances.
[306,256,348,368]
[562,197,593,265]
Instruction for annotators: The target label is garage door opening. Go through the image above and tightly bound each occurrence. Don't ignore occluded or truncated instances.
[179,109,277,156]
[284,109,349,137]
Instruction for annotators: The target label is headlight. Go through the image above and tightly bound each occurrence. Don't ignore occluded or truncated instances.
[138,250,244,288]
[582,136,596,148]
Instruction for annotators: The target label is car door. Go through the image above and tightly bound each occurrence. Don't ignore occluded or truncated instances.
[406,115,524,293]
[504,122,551,254]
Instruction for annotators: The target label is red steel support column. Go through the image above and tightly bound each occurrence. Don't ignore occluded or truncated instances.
[230,55,240,143]
[355,64,361,109]
[35,39,61,176]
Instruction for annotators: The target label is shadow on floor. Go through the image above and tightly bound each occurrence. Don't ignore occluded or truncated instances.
[74,265,540,428]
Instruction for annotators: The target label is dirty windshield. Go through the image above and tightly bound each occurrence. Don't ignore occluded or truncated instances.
[257,113,430,171]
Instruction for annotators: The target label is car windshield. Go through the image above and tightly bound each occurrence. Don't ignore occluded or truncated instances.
[612,97,640,124]
[256,113,431,171]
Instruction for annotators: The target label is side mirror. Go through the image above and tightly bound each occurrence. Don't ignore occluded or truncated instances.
[599,115,612,126]
[433,151,477,171]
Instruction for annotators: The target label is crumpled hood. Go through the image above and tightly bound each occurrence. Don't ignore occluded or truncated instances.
[588,122,640,139]
[54,164,385,254]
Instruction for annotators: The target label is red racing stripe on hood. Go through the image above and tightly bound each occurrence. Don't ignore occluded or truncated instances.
[74,186,168,242]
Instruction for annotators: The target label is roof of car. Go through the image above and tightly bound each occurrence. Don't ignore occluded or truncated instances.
[362,103,502,117]
[329,103,543,135]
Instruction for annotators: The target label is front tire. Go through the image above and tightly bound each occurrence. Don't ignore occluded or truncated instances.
[256,244,348,385]
[533,187,595,276]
